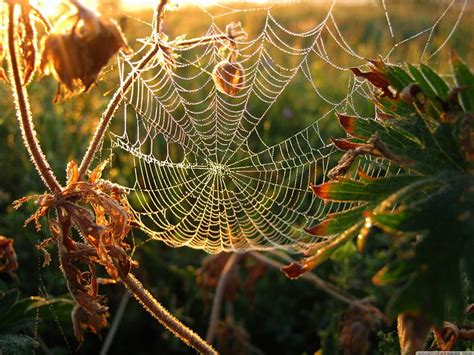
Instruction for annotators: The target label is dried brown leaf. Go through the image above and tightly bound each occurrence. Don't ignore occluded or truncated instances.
[0,236,19,273]
[40,1,129,99]
[19,7,37,84]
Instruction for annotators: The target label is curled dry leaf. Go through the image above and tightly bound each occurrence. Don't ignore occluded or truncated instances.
[434,321,474,352]
[0,41,8,82]
[13,160,137,341]
[340,299,385,355]
[0,235,19,273]
[40,0,129,100]
[19,5,37,85]
[351,59,395,99]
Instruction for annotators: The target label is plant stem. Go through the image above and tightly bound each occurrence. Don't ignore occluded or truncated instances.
[121,272,217,354]
[100,290,130,355]
[7,3,61,193]
[250,251,358,305]
[78,44,159,178]
[205,253,242,343]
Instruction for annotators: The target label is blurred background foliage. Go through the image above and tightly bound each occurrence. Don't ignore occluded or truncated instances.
[0,0,473,354]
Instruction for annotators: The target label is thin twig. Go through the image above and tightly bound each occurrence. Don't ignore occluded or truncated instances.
[7,3,61,193]
[121,272,217,355]
[205,253,242,344]
[79,0,169,178]
[78,43,159,178]
[250,251,357,305]
[100,290,130,355]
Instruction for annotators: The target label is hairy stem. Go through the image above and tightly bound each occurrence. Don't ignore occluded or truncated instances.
[7,3,61,193]
[78,44,159,178]
[121,273,217,354]
[205,253,242,343]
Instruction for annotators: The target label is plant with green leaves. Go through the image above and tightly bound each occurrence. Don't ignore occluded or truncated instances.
[0,288,73,355]
[283,53,474,353]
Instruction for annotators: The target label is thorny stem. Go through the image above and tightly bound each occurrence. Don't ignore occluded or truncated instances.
[121,272,217,354]
[7,3,62,193]
[205,253,242,343]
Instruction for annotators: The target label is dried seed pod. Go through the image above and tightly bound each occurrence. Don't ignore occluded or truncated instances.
[212,60,245,96]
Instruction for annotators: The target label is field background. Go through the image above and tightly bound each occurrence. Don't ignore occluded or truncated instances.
[0,1,473,354]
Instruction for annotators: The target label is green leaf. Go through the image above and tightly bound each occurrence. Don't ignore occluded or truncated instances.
[385,65,413,91]
[306,204,372,236]
[451,52,474,112]
[0,290,18,320]
[420,64,449,99]
[407,64,437,99]
[0,333,39,355]
[311,175,421,202]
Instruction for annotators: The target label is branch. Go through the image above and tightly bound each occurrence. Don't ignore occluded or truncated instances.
[121,272,217,354]
[205,253,242,344]
[7,3,61,193]
[249,251,358,305]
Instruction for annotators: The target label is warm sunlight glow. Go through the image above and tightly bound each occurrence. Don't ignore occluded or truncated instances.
[122,0,246,10]
[36,0,64,16]
[35,0,97,17]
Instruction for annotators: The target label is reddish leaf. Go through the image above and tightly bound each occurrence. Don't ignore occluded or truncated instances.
[331,138,362,151]
[0,236,19,273]
[305,219,332,236]
[309,182,333,200]
[357,168,377,181]
[281,262,309,279]
[351,66,394,98]
[338,114,361,138]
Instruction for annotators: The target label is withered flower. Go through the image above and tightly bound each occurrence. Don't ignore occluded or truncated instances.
[40,0,129,99]
[0,236,19,273]
[14,160,137,341]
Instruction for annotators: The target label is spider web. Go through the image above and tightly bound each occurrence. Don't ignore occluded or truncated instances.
[106,0,469,254]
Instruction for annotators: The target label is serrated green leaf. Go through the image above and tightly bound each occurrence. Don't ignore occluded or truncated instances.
[407,64,437,99]
[312,175,421,202]
[385,65,413,91]
[420,64,449,99]
[451,52,474,112]
[306,204,372,236]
